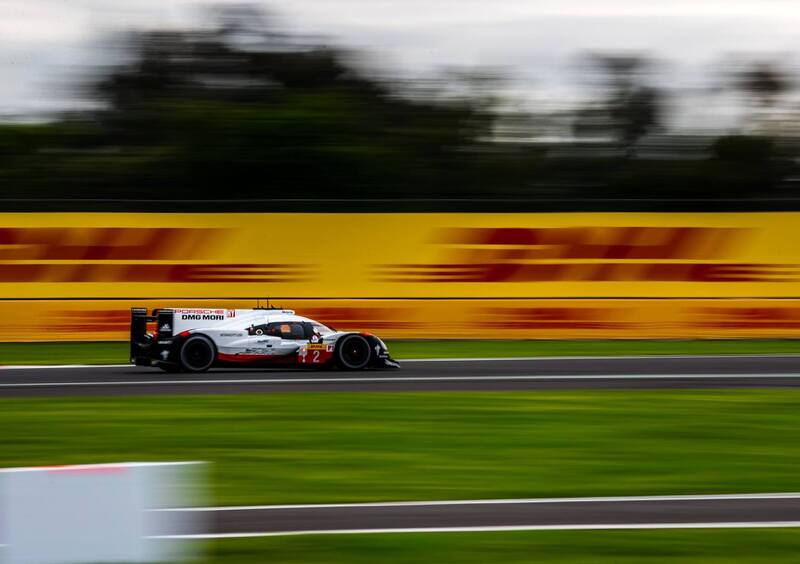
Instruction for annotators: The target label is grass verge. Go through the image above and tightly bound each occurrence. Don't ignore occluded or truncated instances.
[2,391,799,505]
[0,338,798,365]
[205,529,800,563]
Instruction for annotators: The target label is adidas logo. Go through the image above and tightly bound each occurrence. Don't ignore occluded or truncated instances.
[160,324,171,332]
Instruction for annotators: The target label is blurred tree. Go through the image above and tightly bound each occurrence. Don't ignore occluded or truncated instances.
[736,62,790,108]
[574,54,664,156]
[723,59,794,135]
[82,6,496,200]
[0,6,796,208]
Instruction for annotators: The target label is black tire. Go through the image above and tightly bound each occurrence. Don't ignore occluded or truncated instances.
[179,335,216,373]
[335,334,372,370]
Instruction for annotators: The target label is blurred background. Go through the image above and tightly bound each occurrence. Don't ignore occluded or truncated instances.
[3,0,800,341]
[4,3,800,563]
[3,0,800,207]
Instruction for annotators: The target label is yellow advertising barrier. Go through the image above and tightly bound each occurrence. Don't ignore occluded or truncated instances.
[2,299,800,341]
[2,212,800,340]
[1,212,800,299]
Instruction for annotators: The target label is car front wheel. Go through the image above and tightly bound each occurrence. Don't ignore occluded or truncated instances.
[335,335,372,370]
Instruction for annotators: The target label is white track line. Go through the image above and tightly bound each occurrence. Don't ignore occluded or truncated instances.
[5,494,800,545]
[2,353,800,370]
[158,492,800,512]
[2,373,800,388]
[148,521,800,539]
[405,354,800,362]
[0,364,134,370]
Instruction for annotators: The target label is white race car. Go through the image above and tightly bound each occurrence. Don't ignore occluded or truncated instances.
[130,307,400,372]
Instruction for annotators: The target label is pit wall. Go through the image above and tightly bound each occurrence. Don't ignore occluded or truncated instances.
[2,212,800,341]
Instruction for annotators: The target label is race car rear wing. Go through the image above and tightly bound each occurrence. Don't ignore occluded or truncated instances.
[130,308,174,364]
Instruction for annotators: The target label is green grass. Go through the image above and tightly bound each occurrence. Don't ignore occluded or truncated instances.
[388,339,800,359]
[5,390,800,561]
[2,391,800,505]
[0,339,798,365]
[205,529,800,563]
[0,341,127,365]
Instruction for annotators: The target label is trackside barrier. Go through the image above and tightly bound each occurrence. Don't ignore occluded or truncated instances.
[1,212,800,340]
[0,462,206,564]
[2,298,800,341]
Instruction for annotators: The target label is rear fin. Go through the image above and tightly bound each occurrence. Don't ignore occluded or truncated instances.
[156,309,174,339]
[130,308,150,363]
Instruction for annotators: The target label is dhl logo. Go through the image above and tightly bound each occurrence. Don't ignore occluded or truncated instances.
[49,309,130,334]
[435,226,743,260]
[0,227,220,260]
[0,228,315,283]
[375,227,800,283]
[477,307,628,330]
[691,307,800,329]
[0,264,315,283]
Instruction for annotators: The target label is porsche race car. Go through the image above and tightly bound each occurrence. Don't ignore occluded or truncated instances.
[130,307,400,372]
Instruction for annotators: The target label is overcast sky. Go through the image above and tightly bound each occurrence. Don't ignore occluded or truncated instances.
[3,0,800,128]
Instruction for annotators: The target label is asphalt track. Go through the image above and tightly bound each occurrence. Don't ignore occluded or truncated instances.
[154,494,800,537]
[4,359,800,537]
[2,354,800,396]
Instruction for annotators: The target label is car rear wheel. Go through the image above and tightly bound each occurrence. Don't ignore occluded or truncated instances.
[180,335,216,373]
[335,334,372,370]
